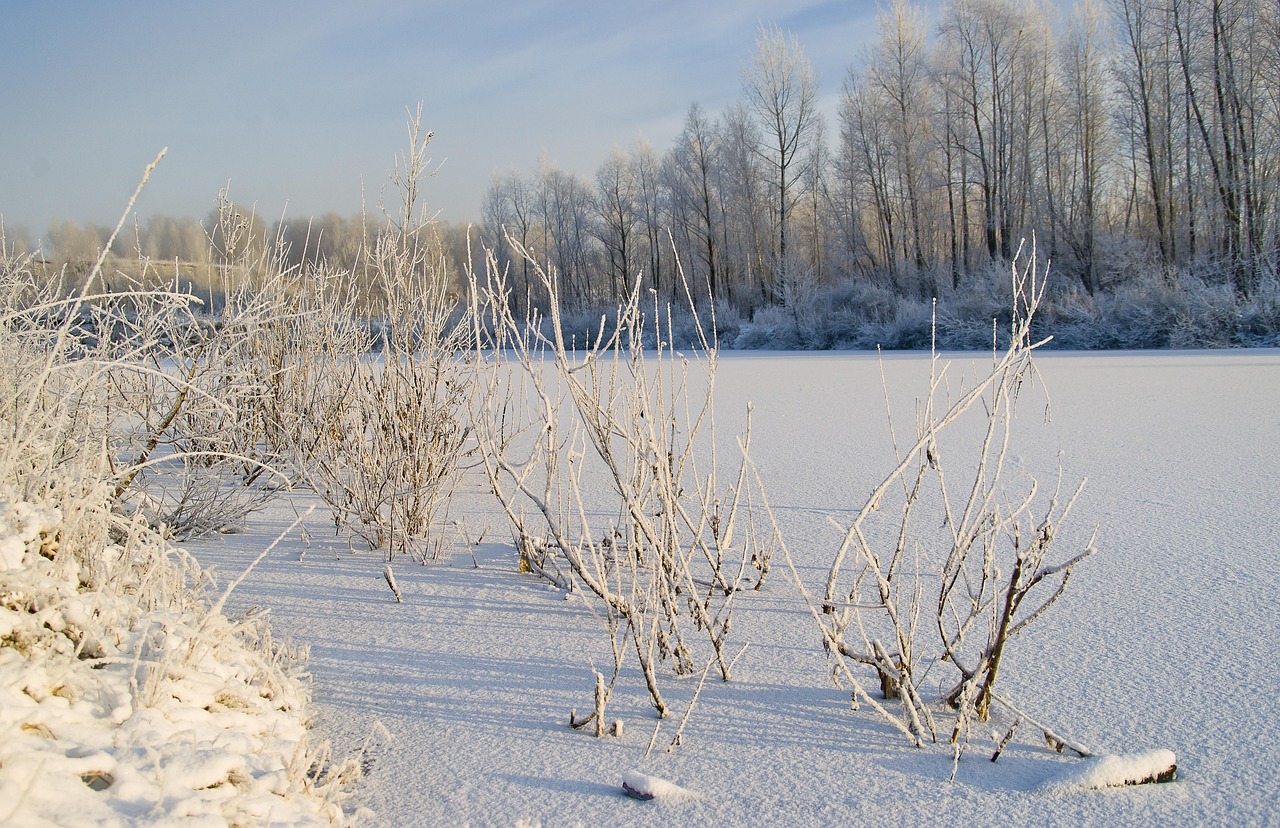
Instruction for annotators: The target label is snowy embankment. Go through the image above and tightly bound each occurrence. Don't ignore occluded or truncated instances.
[0,487,356,826]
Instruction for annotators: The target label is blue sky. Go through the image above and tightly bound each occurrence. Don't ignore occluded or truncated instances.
[1,1,888,235]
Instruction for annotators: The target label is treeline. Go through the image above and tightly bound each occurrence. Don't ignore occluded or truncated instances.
[480,0,1280,347]
[17,202,475,302]
[14,0,1280,349]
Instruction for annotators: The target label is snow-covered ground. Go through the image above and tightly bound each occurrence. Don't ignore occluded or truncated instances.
[186,349,1280,826]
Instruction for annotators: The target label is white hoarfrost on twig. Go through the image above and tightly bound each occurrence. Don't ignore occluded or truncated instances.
[1040,749,1178,795]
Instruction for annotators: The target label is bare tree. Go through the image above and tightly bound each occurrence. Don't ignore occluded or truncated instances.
[839,69,898,279]
[1061,0,1114,294]
[743,23,821,302]
[937,0,1042,263]
[593,148,640,302]
[720,103,773,312]
[868,0,936,280]
[669,103,725,303]
[537,158,597,309]
[1114,0,1177,267]
[630,138,671,304]
[483,170,542,311]
[1172,0,1273,296]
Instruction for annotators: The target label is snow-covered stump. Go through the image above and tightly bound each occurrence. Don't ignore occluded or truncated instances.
[620,771,701,803]
[1040,750,1178,794]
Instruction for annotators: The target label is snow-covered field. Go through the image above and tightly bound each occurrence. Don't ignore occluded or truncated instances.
[185,349,1280,826]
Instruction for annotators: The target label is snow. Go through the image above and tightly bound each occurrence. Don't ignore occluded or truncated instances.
[0,486,357,826]
[620,770,700,802]
[10,348,1280,825]
[1040,749,1178,794]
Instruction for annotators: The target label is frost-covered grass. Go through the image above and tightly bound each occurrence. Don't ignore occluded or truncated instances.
[0,193,361,826]
[0,488,357,826]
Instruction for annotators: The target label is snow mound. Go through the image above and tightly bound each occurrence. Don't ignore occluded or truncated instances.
[1040,749,1178,795]
[621,770,701,803]
[0,486,357,826]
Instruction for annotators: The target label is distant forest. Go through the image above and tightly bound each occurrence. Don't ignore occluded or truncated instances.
[14,0,1280,349]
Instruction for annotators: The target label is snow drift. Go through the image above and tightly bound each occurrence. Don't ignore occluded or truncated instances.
[0,486,357,826]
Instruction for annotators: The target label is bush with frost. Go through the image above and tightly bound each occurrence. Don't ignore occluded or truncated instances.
[469,236,765,742]
[765,245,1112,777]
[285,109,472,561]
[0,177,359,825]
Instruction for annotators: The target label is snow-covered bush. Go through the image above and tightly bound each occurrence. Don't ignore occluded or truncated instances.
[1239,275,1280,346]
[104,228,293,539]
[0,188,359,825]
[721,240,1280,351]
[286,110,472,561]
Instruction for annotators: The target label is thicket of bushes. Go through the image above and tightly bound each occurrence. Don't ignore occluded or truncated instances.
[729,256,1280,351]
[0,163,362,825]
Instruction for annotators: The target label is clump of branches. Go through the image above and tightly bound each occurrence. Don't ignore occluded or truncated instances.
[0,151,269,541]
[767,243,1096,768]
[0,172,362,821]
[102,191,332,540]
[468,234,766,739]
[287,107,472,561]
[98,108,470,557]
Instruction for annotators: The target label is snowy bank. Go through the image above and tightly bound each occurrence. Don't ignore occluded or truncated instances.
[0,487,357,826]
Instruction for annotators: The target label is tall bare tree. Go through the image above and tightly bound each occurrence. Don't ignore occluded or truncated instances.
[670,102,725,303]
[839,68,898,279]
[720,102,773,312]
[630,139,670,302]
[593,148,640,301]
[868,0,936,279]
[743,23,821,302]
[1115,0,1177,267]
[1061,0,1114,293]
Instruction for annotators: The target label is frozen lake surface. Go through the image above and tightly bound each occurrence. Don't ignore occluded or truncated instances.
[192,349,1280,826]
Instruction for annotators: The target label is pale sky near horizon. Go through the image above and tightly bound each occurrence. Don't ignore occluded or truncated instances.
[2,1,892,237]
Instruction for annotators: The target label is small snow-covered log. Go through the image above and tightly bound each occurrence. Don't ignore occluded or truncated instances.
[1040,749,1177,794]
[621,771,700,802]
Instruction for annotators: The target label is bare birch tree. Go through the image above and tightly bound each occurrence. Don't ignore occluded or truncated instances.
[743,23,821,303]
